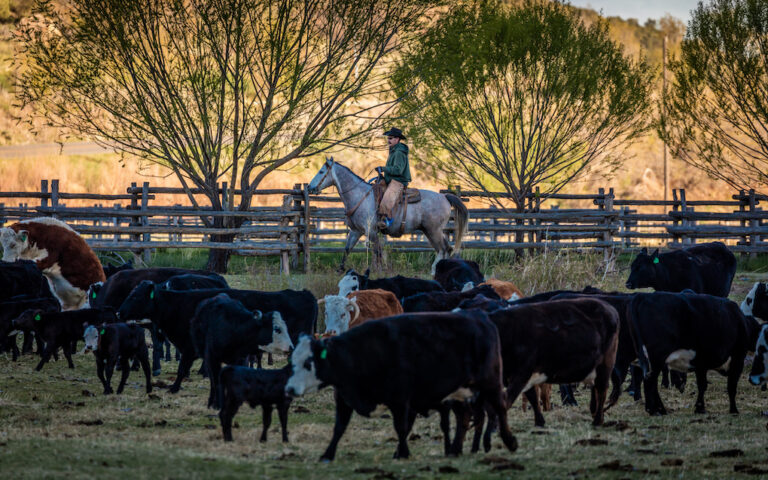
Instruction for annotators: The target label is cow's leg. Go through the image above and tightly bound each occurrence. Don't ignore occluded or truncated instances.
[254,350,264,369]
[267,353,273,366]
[727,355,745,415]
[21,331,33,355]
[151,327,163,376]
[116,357,131,394]
[607,364,627,409]
[338,230,362,273]
[260,404,273,442]
[390,404,411,459]
[438,405,452,456]
[138,351,152,394]
[96,357,109,394]
[278,401,290,442]
[63,343,75,369]
[483,408,497,453]
[320,393,354,462]
[592,362,612,426]
[671,371,687,393]
[169,353,194,394]
[206,355,221,409]
[694,369,708,414]
[481,389,518,453]
[35,344,54,371]
[643,369,665,415]
[449,402,471,456]
[219,396,241,442]
[629,365,643,401]
[104,356,117,395]
[524,388,545,427]
[661,365,670,388]
[470,402,485,454]
[559,384,578,406]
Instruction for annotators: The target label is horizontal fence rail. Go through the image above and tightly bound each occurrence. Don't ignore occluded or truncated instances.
[0,180,766,273]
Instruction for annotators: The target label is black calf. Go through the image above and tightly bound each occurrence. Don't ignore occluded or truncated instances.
[219,365,292,442]
[83,323,152,395]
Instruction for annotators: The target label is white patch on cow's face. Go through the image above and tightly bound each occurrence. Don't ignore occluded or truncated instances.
[1,228,29,262]
[750,325,768,385]
[43,263,86,310]
[507,292,521,302]
[461,282,475,292]
[522,372,547,393]
[666,349,696,372]
[261,312,293,354]
[323,295,354,335]
[742,283,760,317]
[83,326,99,353]
[285,336,322,397]
[338,273,359,297]
[443,387,474,403]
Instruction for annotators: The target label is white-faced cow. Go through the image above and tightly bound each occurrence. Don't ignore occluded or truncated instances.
[1,217,105,309]
[749,324,768,387]
[625,242,736,297]
[320,289,403,335]
[741,282,768,321]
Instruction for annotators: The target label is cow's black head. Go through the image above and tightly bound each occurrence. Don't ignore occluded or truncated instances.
[625,248,660,290]
[116,280,159,321]
[12,308,44,332]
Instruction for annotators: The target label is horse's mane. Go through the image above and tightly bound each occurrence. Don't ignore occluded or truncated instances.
[333,161,366,183]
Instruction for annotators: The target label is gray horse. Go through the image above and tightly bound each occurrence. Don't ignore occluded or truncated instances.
[307,158,468,273]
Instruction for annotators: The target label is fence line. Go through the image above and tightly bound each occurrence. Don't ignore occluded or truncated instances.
[0,180,766,274]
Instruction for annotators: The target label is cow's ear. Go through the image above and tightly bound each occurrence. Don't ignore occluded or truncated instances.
[640,247,648,255]
[363,268,370,277]
[651,249,659,257]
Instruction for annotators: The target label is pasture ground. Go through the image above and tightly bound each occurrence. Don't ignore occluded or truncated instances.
[2,251,768,479]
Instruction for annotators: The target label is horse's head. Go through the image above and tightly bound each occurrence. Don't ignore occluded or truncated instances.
[308,157,335,195]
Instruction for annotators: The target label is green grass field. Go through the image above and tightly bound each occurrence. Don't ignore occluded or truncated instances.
[2,252,768,478]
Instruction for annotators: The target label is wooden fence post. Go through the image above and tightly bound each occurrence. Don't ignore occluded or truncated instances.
[603,188,615,266]
[671,189,680,247]
[113,203,120,243]
[679,189,689,246]
[303,184,311,273]
[50,179,59,219]
[40,180,48,209]
[739,189,747,258]
[280,195,292,275]
[749,189,758,260]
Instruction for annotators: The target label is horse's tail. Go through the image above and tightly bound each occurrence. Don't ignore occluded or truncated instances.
[445,194,469,255]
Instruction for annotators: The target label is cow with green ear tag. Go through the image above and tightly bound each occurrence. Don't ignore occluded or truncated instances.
[625,242,736,297]
[11,306,117,371]
[82,323,152,395]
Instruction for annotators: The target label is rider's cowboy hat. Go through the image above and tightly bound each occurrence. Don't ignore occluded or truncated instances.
[383,127,407,140]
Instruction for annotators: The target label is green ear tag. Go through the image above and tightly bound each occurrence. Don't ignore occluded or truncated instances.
[92,292,97,299]
[320,349,328,360]
[653,258,660,264]
[100,329,105,335]
[34,314,41,321]
[150,290,155,299]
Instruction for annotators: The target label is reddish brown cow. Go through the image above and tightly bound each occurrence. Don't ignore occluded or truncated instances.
[320,289,403,335]
[0,218,105,309]
[477,279,524,301]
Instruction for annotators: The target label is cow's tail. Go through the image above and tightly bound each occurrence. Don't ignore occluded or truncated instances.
[627,296,651,380]
[445,194,468,255]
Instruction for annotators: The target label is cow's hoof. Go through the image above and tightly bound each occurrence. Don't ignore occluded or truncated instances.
[319,457,332,463]
[152,369,161,376]
[730,409,739,415]
[694,407,706,414]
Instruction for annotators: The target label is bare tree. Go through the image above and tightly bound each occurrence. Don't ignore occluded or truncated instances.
[659,0,768,193]
[15,0,434,271]
[392,1,654,216]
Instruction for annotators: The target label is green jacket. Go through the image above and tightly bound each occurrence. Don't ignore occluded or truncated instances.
[384,142,411,186]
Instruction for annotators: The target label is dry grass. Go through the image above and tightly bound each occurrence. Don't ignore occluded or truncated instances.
[1,261,767,478]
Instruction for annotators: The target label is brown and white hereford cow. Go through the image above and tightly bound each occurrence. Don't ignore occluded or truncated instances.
[320,288,403,335]
[478,278,524,301]
[1,217,105,309]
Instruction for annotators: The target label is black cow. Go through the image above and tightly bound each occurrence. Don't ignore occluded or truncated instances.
[11,307,117,371]
[285,310,518,461]
[433,258,484,292]
[82,323,152,395]
[401,284,501,312]
[455,293,509,313]
[0,296,60,360]
[625,242,736,297]
[219,365,293,442]
[117,282,317,393]
[89,267,228,374]
[190,294,293,408]
[102,260,134,279]
[163,274,229,291]
[0,260,53,300]
[628,292,760,415]
[507,286,605,305]
[338,269,444,299]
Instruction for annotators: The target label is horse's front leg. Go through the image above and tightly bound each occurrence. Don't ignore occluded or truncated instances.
[338,229,363,273]
[370,230,385,271]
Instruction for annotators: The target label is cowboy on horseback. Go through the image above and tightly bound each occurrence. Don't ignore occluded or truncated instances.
[376,127,412,230]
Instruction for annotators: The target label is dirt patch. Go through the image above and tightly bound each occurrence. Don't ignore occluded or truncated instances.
[575,438,608,446]
[709,449,744,458]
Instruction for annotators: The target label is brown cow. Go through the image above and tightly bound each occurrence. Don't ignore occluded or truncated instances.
[0,217,105,309]
[475,278,524,301]
[521,384,552,413]
[320,288,403,335]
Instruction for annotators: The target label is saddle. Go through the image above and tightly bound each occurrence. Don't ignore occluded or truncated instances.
[372,179,421,237]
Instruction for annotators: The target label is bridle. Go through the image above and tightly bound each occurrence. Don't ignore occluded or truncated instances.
[316,163,373,219]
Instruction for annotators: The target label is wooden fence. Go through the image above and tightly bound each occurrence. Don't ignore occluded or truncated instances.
[0,180,766,274]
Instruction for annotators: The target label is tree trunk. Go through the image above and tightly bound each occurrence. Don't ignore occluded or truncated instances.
[205,216,239,273]
[514,202,526,260]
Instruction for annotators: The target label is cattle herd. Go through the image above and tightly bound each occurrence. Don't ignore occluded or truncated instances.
[3,217,768,465]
